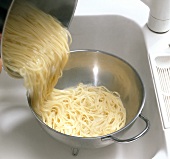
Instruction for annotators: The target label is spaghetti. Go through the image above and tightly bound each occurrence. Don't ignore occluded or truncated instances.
[2,0,126,137]
[42,83,126,137]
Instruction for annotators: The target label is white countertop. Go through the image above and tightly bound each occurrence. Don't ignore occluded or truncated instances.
[75,0,170,52]
[75,0,149,26]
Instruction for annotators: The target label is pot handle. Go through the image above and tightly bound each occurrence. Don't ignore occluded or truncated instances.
[101,114,150,143]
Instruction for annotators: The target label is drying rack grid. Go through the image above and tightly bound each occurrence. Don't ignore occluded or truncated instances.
[149,53,170,129]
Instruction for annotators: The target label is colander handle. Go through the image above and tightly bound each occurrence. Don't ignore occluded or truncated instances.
[101,114,150,143]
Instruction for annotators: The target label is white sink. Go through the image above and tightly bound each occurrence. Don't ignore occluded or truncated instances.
[0,2,169,159]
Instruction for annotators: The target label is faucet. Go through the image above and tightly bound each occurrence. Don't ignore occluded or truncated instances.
[142,0,170,33]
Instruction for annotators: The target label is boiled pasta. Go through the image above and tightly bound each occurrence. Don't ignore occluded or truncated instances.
[42,83,126,137]
[2,0,126,137]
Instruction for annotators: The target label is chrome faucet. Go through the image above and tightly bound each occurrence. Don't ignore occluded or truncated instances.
[142,0,170,33]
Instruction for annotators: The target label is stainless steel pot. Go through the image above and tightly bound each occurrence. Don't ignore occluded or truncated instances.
[0,0,77,73]
[0,0,77,29]
[28,50,150,154]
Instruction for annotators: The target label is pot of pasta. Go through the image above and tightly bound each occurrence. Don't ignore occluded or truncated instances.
[0,0,77,31]
[1,0,149,155]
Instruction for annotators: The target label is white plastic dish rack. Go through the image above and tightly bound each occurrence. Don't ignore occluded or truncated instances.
[149,52,170,129]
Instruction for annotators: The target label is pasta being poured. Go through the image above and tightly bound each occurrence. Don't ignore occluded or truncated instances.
[3,0,71,110]
[2,0,126,137]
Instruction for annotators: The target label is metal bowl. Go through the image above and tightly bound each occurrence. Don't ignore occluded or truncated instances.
[28,50,149,151]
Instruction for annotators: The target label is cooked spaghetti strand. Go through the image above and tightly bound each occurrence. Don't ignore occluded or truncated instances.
[2,0,126,137]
